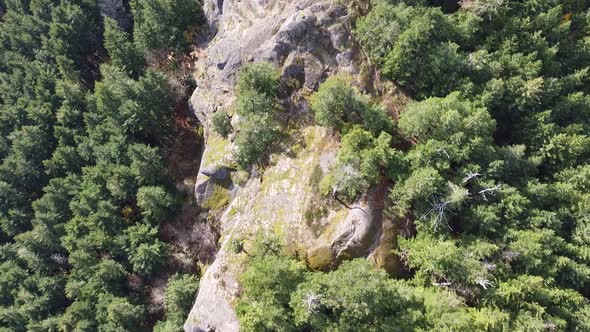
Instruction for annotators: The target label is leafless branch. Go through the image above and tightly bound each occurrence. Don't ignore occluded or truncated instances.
[303,292,322,314]
[475,276,494,289]
[436,148,450,159]
[478,184,501,201]
[421,199,452,230]
[462,171,481,184]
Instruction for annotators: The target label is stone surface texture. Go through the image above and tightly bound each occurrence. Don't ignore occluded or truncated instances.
[183,1,392,331]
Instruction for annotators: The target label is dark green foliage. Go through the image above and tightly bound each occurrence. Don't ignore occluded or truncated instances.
[131,0,201,51]
[236,90,276,117]
[211,110,233,138]
[351,0,590,330]
[236,62,280,97]
[235,1,590,330]
[237,244,306,331]
[103,17,144,76]
[310,75,397,202]
[234,113,281,169]
[290,259,422,331]
[45,1,98,65]
[0,0,199,330]
[237,239,514,331]
[310,75,394,135]
[356,2,470,98]
[233,62,283,169]
[96,295,145,331]
[321,128,401,202]
[153,273,200,331]
[126,224,167,275]
[136,186,176,225]
[236,235,306,331]
[310,75,363,130]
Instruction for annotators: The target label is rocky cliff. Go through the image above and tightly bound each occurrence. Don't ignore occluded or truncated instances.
[184,1,394,331]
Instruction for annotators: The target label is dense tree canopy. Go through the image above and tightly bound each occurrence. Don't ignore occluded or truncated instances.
[3,0,590,330]
[0,1,201,330]
[239,0,590,330]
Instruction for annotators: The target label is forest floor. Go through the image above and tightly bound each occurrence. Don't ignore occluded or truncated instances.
[146,88,219,318]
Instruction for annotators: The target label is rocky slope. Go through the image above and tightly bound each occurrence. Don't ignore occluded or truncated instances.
[184,1,395,331]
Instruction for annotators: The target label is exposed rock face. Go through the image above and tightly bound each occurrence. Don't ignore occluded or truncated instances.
[184,1,389,331]
[189,0,359,129]
[307,184,387,271]
[195,165,231,204]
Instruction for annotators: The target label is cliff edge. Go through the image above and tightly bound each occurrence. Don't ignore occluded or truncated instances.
[184,1,392,331]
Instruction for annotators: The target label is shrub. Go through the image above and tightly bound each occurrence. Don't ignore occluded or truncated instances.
[211,111,232,137]
[136,186,176,224]
[232,62,282,170]
[131,0,202,51]
[310,75,394,134]
[154,273,200,331]
[310,75,362,130]
[235,90,276,117]
[236,62,279,96]
[233,113,281,170]
[237,235,306,332]
[322,128,400,202]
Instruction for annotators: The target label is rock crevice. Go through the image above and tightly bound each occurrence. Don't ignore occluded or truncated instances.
[184,1,383,331]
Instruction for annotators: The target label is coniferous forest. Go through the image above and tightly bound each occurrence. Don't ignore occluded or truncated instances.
[0,0,202,330]
[2,0,590,331]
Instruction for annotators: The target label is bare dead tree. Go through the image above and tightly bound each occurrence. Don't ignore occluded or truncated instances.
[436,148,450,159]
[421,198,452,231]
[478,184,501,201]
[461,0,506,18]
[303,292,322,314]
[462,171,482,184]
[475,276,494,289]
[432,281,452,287]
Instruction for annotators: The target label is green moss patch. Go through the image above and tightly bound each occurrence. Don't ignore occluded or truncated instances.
[202,185,230,210]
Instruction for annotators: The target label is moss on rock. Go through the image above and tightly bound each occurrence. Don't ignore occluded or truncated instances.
[203,185,231,210]
[307,245,333,271]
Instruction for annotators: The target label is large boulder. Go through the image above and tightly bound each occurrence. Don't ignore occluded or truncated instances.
[307,184,387,271]
[195,165,231,204]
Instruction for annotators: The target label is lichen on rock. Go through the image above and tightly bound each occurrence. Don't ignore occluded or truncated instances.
[183,1,386,331]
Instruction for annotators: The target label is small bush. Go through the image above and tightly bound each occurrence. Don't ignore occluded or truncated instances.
[232,62,282,170]
[310,75,362,130]
[310,75,394,134]
[234,113,281,169]
[236,62,279,96]
[211,111,232,137]
[235,90,276,117]
[154,273,200,331]
[321,128,401,202]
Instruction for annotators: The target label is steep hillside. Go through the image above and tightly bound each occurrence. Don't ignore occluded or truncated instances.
[185,0,590,331]
[183,1,393,330]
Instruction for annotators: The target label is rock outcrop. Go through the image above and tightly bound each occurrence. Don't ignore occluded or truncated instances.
[307,183,388,271]
[184,1,390,331]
